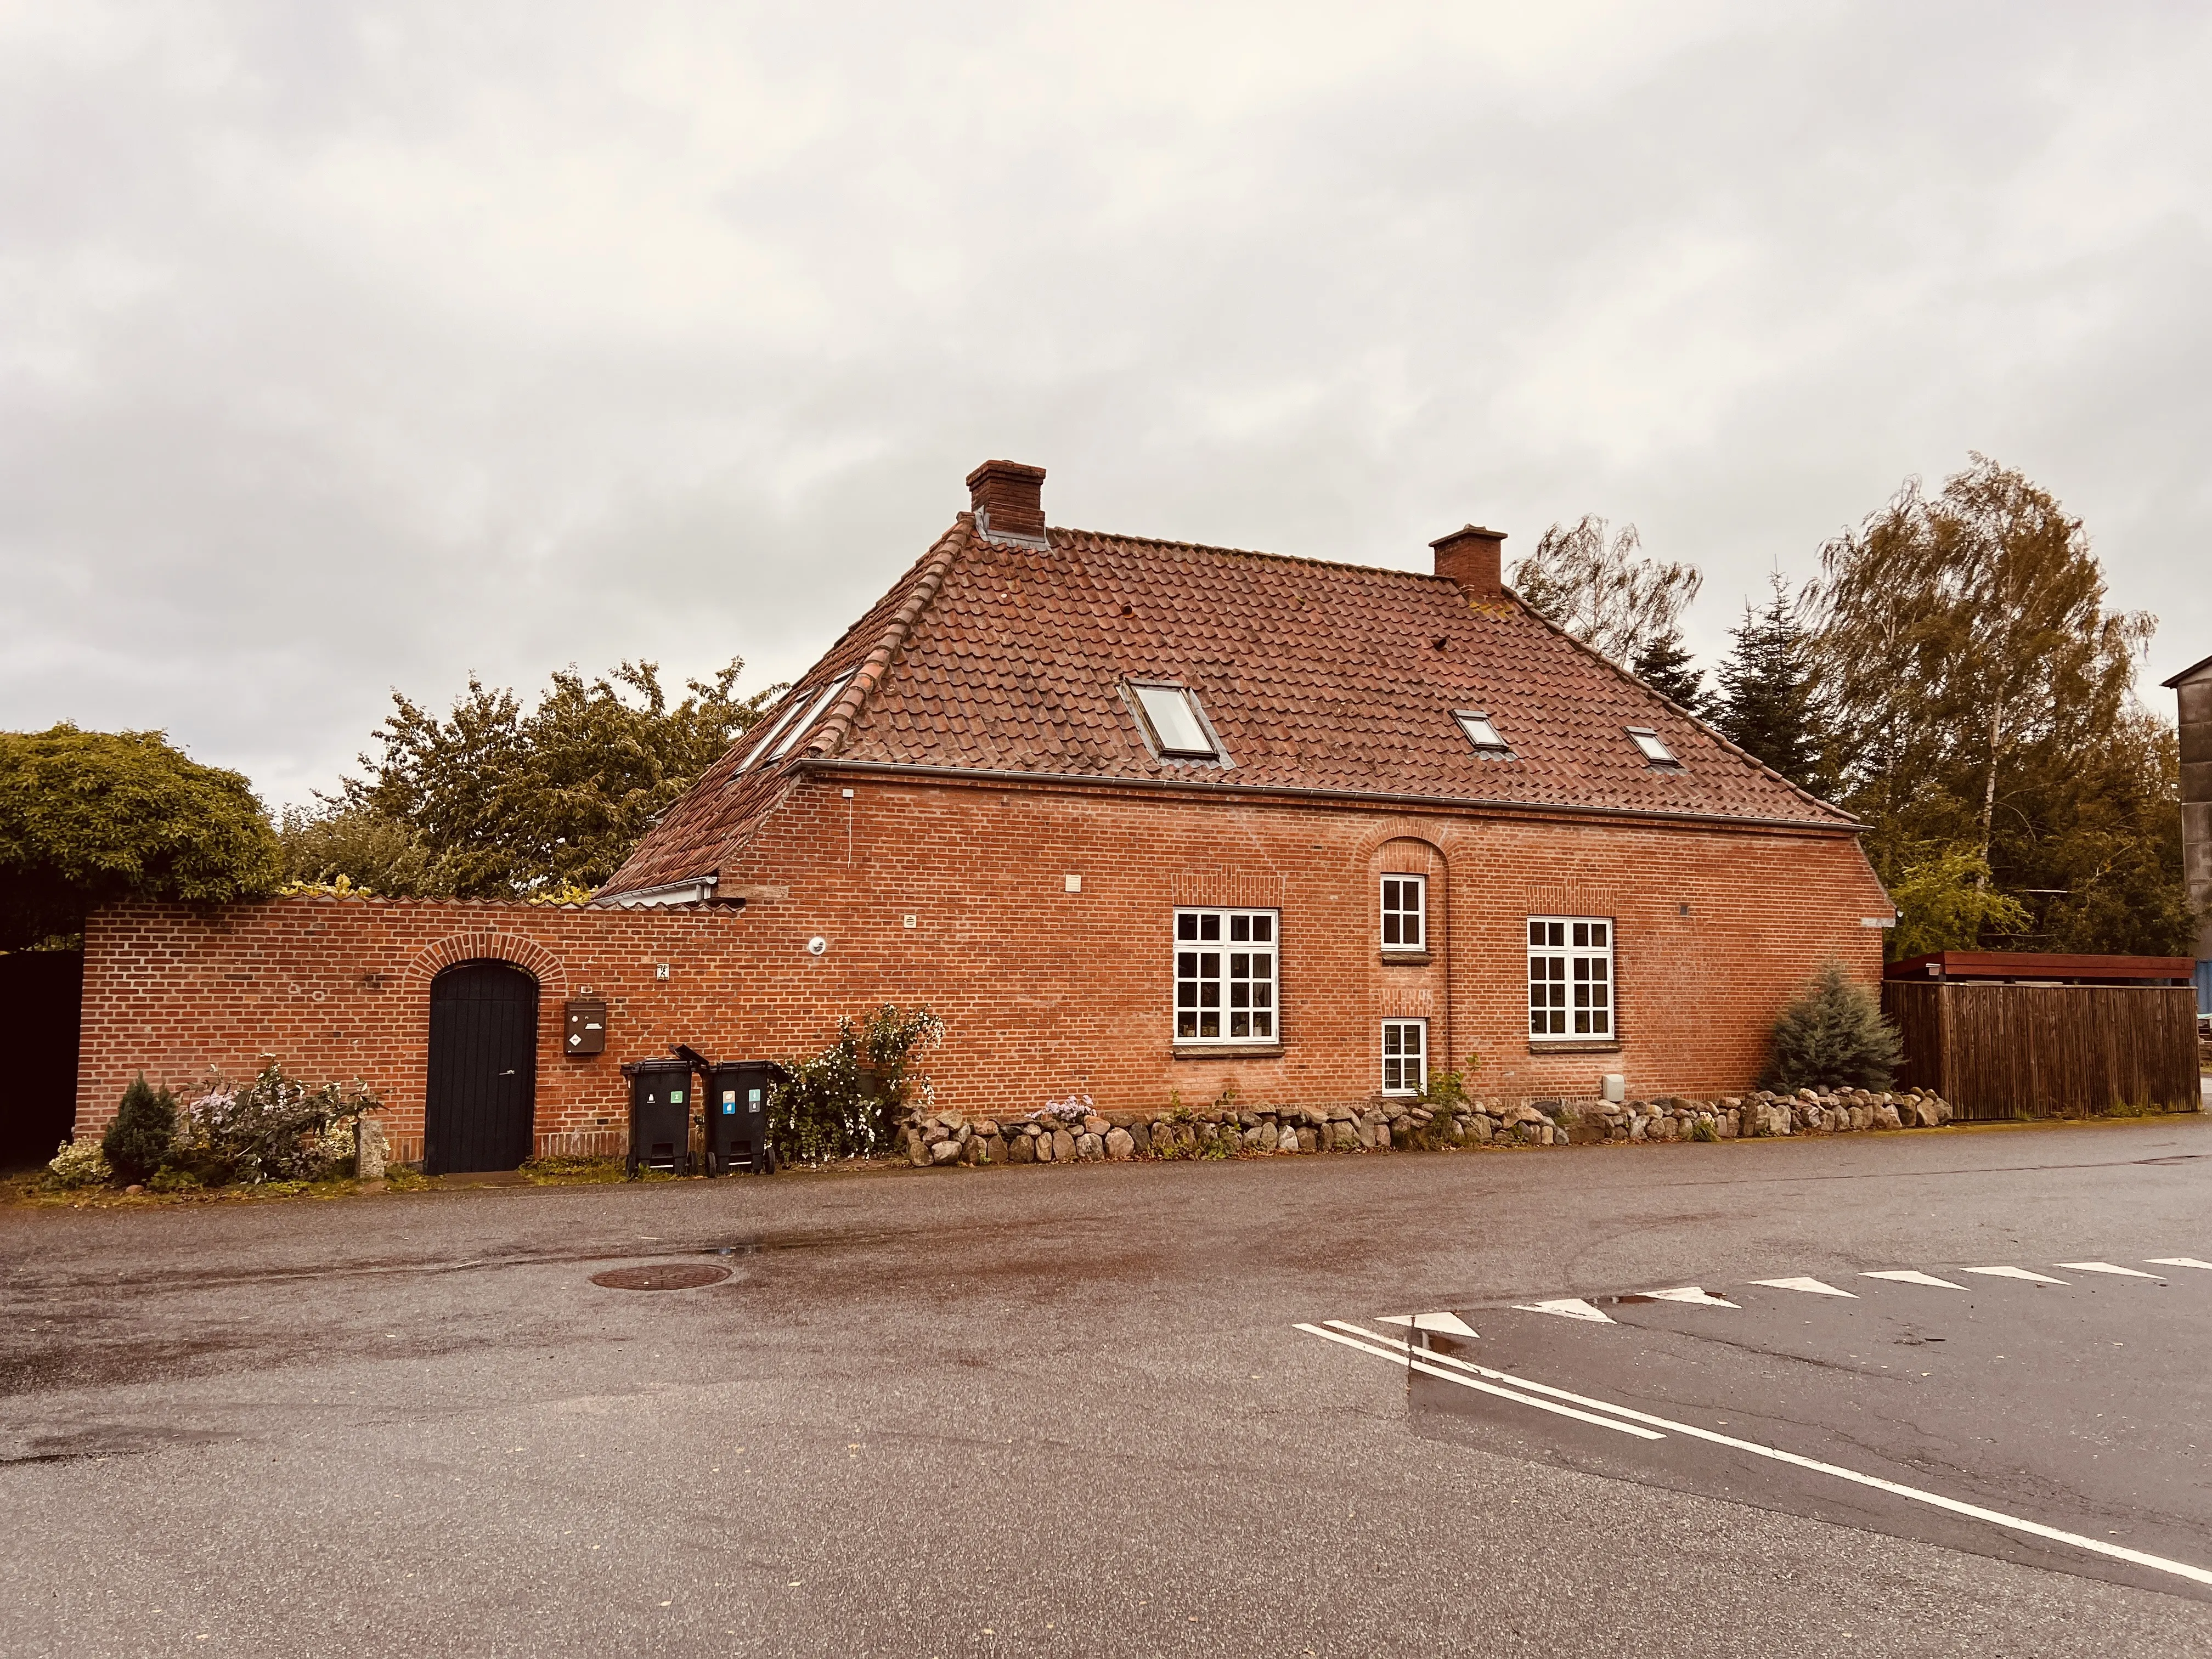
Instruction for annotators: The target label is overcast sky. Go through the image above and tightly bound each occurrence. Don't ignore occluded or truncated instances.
[4,2,2208,809]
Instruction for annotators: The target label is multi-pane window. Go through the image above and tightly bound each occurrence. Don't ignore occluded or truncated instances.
[1174,909,1277,1042]
[1381,1020,1427,1094]
[1528,917,1613,1040]
[1381,876,1426,950]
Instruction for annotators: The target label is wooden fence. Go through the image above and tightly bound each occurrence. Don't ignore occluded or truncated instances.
[1883,980,2200,1120]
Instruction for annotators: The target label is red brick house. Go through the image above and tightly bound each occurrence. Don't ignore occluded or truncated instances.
[78,461,1892,1170]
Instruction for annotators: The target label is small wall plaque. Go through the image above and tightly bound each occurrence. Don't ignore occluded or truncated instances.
[565,998,608,1056]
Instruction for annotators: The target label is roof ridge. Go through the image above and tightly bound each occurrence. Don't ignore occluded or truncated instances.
[1048,524,1462,585]
[1508,600,1857,824]
[803,514,973,760]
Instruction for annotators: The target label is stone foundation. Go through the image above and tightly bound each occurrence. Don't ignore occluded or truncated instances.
[899,1086,1956,1167]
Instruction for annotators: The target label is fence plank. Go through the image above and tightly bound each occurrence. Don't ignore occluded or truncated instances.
[1884,981,2198,1119]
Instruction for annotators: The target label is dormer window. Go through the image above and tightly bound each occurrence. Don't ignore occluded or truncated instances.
[1627,726,1681,768]
[1455,710,1511,755]
[1130,682,1220,760]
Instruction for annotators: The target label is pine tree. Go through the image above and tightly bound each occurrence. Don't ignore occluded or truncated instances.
[1629,629,1708,715]
[1759,962,1903,1092]
[101,1074,178,1184]
[1715,573,1825,791]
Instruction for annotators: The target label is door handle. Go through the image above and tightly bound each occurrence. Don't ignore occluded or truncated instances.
[499,1069,517,1076]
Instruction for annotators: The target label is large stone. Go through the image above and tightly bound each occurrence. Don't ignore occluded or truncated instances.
[977,1119,1002,1138]
[1052,1128,1075,1162]
[1104,1127,1136,1160]
[1241,1125,1268,1152]
[904,1128,930,1167]
[929,1138,961,1165]
[1295,1127,1317,1153]
[1082,1115,1109,1137]
[356,1116,388,1181]
[1331,1121,1358,1151]
[1276,1125,1299,1153]
[1472,1116,1494,1144]
[1127,1121,1151,1154]
[1008,1132,1036,1163]
[1075,1132,1102,1161]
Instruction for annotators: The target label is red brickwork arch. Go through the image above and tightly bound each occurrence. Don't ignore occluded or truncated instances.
[402,931,568,998]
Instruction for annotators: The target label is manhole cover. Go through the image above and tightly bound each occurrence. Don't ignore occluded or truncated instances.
[590,1263,732,1291]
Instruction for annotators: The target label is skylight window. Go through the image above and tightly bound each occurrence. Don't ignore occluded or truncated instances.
[1626,726,1681,767]
[770,672,856,761]
[1455,710,1511,754]
[1130,682,1219,760]
[735,692,811,773]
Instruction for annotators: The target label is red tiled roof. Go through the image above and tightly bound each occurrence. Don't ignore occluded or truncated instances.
[601,515,1850,896]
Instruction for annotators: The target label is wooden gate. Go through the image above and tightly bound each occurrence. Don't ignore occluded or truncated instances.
[425,961,539,1174]
[1884,980,2199,1120]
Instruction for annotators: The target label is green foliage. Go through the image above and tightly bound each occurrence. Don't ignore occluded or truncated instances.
[1760,961,1903,1093]
[1629,630,1709,716]
[1688,1116,1718,1142]
[1420,1052,1483,1111]
[1886,847,2030,960]
[45,1138,111,1189]
[1714,573,1828,793]
[101,1075,179,1184]
[1812,456,2189,952]
[294,659,778,899]
[168,1063,378,1186]
[1510,516,1703,668]
[773,1005,946,1165]
[0,725,282,949]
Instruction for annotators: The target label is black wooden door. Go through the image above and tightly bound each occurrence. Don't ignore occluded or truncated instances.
[425,961,538,1175]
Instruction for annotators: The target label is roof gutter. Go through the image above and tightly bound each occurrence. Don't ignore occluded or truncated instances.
[797,759,1866,836]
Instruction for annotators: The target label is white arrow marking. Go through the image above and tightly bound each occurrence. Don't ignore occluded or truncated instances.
[1638,1286,1739,1307]
[1376,1311,1477,1337]
[1753,1276,1856,1297]
[1513,1298,1615,1324]
[2148,1257,2212,1271]
[1962,1266,2067,1284]
[2056,1262,2163,1279]
[1861,1271,1965,1289]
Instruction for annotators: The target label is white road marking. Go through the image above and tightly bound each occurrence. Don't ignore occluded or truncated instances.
[1638,1286,1740,1307]
[1753,1276,1856,1297]
[1514,1298,1615,1323]
[1962,1266,2068,1284]
[2148,1257,2212,1271]
[2056,1262,2164,1280]
[1312,1322,2212,1590]
[1378,1311,1477,1337]
[1294,1324,1662,1439]
[1862,1271,1966,1289]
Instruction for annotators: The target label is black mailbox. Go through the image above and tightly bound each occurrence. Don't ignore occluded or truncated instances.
[623,1059,695,1177]
[565,998,607,1056]
[704,1060,788,1176]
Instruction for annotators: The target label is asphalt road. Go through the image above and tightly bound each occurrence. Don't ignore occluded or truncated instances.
[5,1116,2212,1657]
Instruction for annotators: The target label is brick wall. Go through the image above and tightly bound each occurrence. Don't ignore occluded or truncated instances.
[77,772,1891,1156]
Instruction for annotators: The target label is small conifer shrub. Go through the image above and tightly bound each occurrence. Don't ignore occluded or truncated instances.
[1760,960,1903,1093]
[102,1074,179,1184]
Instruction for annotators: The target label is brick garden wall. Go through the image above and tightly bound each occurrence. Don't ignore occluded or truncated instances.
[77,771,1891,1160]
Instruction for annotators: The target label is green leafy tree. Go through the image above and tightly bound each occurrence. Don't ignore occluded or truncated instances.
[1760,961,1903,1092]
[101,1074,179,1184]
[1510,516,1704,668]
[1812,456,2190,952]
[287,659,777,899]
[0,725,282,949]
[1886,847,2030,960]
[1713,573,1827,792]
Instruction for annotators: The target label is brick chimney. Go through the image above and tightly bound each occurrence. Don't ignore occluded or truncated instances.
[1432,524,1506,599]
[967,460,1048,545]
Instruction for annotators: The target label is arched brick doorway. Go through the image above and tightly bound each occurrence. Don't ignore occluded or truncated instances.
[425,960,539,1175]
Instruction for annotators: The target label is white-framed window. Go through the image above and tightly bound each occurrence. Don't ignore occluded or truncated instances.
[1173,908,1277,1042]
[1625,726,1680,767]
[1130,682,1221,760]
[1381,875,1426,950]
[1381,1019,1427,1094]
[771,671,856,761]
[1528,917,1613,1040]
[1455,710,1511,754]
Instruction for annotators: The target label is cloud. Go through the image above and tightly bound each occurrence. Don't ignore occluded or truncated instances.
[2,0,2206,804]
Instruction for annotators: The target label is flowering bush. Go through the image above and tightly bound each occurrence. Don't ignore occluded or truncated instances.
[1036,1094,1093,1124]
[773,1005,946,1165]
[46,1138,111,1189]
[169,1063,381,1185]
